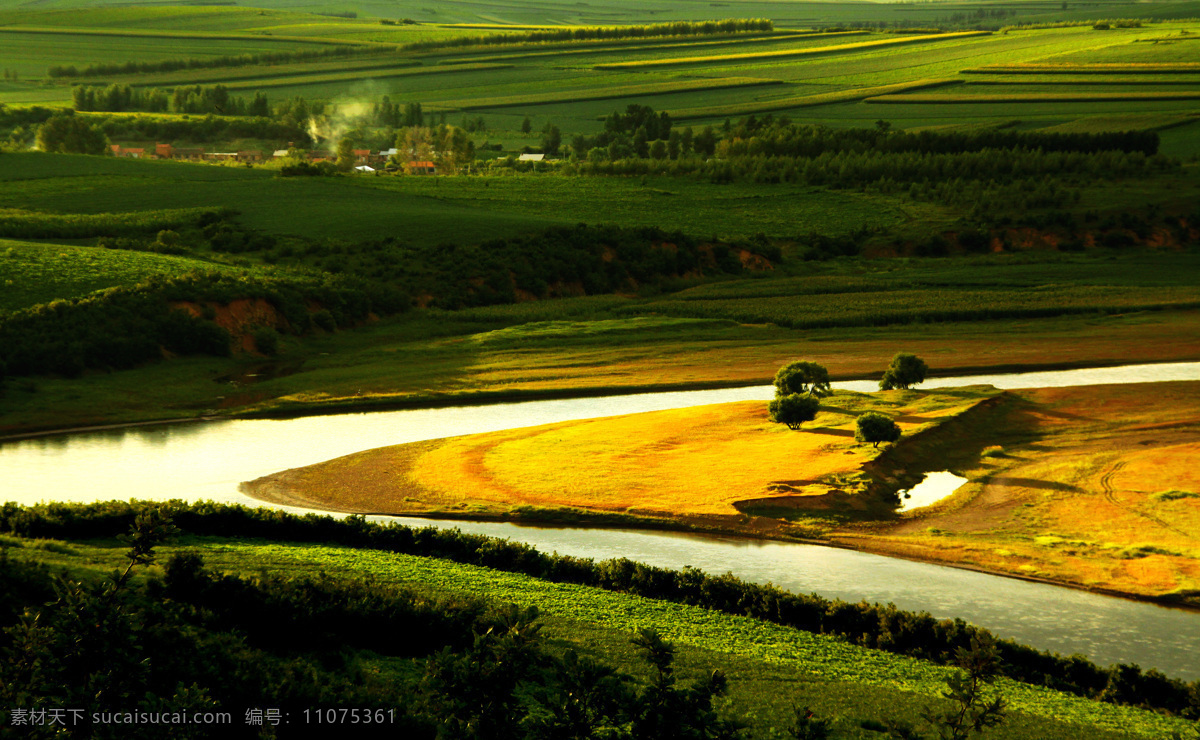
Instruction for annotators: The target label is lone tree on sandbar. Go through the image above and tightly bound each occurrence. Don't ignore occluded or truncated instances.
[769,394,820,430]
[774,361,832,398]
[855,412,901,448]
[880,353,928,391]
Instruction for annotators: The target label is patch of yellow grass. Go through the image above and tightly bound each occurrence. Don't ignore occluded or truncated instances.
[247,390,993,518]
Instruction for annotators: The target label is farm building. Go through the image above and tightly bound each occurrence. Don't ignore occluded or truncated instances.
[110,146,145,158]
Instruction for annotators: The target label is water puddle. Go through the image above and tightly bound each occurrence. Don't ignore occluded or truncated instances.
[897,470,968,512]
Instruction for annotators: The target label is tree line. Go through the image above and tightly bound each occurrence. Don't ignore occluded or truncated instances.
[398,18,774,53]
[2,500,1196,721]
[72,84,270,117]
[47,45,372,79]
[0,270,407,379]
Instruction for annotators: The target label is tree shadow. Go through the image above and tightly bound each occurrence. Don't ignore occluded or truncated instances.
[989,477,1082,492]
[805,428,855,437]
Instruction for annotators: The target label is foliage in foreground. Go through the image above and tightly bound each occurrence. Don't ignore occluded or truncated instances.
[0,513,762,739]
[1,500,1196,722]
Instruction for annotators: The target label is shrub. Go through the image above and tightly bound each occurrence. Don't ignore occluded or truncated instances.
[769,393,820,430]
[773,361,832,397]
[880,353,929,391]
[855,412,901,448]
[252,327,280,356]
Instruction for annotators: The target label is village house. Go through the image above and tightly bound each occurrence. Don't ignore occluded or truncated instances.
[153,143,205,160]
[110,145,145,158]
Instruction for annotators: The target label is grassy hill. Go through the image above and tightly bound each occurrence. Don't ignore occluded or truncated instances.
[1,504,1196,738]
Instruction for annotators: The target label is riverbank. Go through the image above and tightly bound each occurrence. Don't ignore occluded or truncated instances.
[4,308,1200,438]
[245,381,1200,608]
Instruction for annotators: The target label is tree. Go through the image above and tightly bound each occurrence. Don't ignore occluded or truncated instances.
[855,412,900,448]
[769,394,820,430]
[774,361,832,398]
[521,116,532,135]
[541,123,561,156]
[629,628,741,740]
[35,114,108,155]
[335,137,355,172]
[923,634,1007,740]
[880,353,929,391]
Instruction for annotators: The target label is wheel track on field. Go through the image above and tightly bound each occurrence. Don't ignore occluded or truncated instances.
[1100,460,1190,538]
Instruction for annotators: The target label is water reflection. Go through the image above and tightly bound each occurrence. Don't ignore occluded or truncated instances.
[897,471,968,512]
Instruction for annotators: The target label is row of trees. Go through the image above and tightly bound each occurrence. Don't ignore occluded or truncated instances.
[72,84,271,117]
[768,353,928,445]
[47,45,369,78]
[398,18,774,53]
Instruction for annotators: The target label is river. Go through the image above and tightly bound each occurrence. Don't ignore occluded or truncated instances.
[2,361,1198,678]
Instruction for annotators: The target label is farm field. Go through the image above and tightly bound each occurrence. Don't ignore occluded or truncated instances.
[0,16,1196,135]
[3,530,1191,739]
[0,236,267,312]
[0,153,923,242]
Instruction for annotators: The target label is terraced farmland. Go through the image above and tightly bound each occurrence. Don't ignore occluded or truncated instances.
[2,10,1197,135]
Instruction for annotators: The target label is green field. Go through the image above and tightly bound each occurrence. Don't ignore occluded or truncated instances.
[1,15,1196,135]
[4,528,1194,739]
[0,153,924,243]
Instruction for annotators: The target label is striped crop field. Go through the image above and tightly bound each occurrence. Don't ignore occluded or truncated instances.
[429,30,870,65]
[666,79,960,120]
[963,63,1200,74]
[867,91,1200,103]
[111,57,419,87]
[215,63,515,91]
[592,31,992,70]
[0,24,368,46]
[1038,112,1200,133]
[430,76,784,110]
